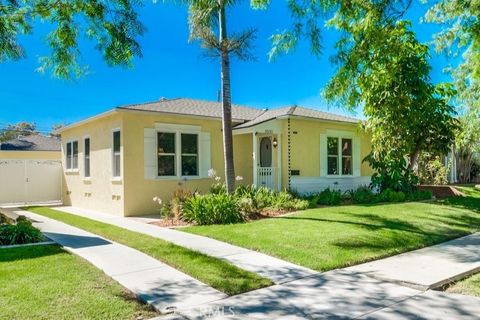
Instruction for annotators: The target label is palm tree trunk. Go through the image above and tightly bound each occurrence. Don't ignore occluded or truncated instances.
[218,3,235,193]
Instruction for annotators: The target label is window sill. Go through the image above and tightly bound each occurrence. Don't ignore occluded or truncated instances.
[65,169,79,174]
[111,177,122,183]
[83,177,92,183]
[154,176,204,181]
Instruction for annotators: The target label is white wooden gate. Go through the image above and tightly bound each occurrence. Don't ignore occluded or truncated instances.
[0,159,62,206]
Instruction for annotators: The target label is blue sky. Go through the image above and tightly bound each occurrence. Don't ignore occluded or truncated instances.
[0,1,452,134]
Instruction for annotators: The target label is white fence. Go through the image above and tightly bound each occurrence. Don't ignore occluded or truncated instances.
[0,159,62,206]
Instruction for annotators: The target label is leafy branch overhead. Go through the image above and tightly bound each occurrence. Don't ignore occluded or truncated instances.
[0,0,145,78]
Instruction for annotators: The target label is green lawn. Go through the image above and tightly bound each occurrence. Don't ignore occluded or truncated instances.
[446,272,480,297]
[183,187,480,272]
[26,206,272,295]
[0,245,157,320]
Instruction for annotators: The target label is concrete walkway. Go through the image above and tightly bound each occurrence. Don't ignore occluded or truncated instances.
[5,208,226,313]
[165,270,480,319]
[56,206,317,284]
[346,232,480,290]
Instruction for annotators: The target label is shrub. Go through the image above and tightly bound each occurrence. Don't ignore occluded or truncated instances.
[154,189,194,220]
[234,186,308,214]
[351,186,376,204]
[417,153,449,185]
[378,188,406,203]
[183,193,245,225]
[316,188,343,206]
[0,219,43,245]
[407,190,433,201]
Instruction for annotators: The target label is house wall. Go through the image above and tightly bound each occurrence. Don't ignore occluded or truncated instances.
[60,113,125,216]
[122,112,251,216]
[0,151,60,160]
[280,118,374,194]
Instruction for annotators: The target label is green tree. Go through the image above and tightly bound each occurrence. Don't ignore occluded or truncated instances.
[325,9,457,190]
[0,0,144,78]
[455,110,480,182]
[425,0,480,115]
[0,122,38,142]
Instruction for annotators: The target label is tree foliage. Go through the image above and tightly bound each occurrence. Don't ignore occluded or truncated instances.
[0,0,144,78]
[425,0,480,114]
[0,121,37,142]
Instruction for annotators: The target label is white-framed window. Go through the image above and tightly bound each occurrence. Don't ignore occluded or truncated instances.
[112,130,121,178]
[181,133,198,176]
[84,137,91,178]
[327,136,353,176]
[66,140,78,170]
[157,131,199,177]
[157,132,176,176]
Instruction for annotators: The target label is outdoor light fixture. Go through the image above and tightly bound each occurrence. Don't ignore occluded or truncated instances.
[272,137,278,148]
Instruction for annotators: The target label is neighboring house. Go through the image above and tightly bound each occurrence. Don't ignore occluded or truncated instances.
[0,135,62,206]
[57,98,373,216]
[0,134,61,160]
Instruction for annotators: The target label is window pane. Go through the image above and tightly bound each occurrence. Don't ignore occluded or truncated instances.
[158,155,175,176]
[114,154,121,177]
[72,141,78,169]
[182,156,198,176]
[85,157,90,177]
[181,134,198,154]
[328,156,338,175]
[66,143,72,169]
[113,131,121,152]
[85,138,90,157]
[342,139,352,156]
[342,157,352,175]
[158,132,175,153]
[327,137,338,155]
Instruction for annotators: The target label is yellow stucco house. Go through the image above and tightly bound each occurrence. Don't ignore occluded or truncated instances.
[57,98,373,216]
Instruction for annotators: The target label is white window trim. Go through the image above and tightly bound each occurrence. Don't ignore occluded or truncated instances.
[65,140,79,172]
[112,128,122,179]
[83,136,91,180]
[155,123,201,180]
[325,130,356,178]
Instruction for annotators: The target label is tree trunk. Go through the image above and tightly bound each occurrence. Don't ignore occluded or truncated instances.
[218,3,235,193]
[408,149,420,171]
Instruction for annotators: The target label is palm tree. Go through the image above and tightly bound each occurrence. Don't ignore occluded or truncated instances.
[187,0,256,193]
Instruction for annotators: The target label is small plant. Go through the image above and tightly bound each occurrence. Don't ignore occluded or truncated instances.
[316,188,343,205]
[350,185,376,204]
[183,193,245,225]
[0,219,43,245]
[378,188,406,203]
[153,189,194,221]
[407,190,433,201]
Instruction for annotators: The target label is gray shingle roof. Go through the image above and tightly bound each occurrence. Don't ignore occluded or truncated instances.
[0,135,61,151]
[233,105,359,129]
[119,98,265,122]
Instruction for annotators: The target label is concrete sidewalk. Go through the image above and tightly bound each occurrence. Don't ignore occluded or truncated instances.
[56,206,317,284]
[346,232,480,290]
[6,208,226,313]
[166,270,480,319]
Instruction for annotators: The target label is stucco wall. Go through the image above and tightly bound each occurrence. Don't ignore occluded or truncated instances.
[121,112,252,216]
[287,118,373,178]
[60,113,124,216]
[0,151,60,160]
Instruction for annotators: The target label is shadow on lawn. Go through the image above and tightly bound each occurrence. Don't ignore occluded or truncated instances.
[278,213,444,237]
[0,244,63,263]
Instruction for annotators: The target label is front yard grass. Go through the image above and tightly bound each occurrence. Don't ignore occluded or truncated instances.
[183,187,480,272]
[0,245,157,320]
[445,272,480,297]
[26,206,272,295]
